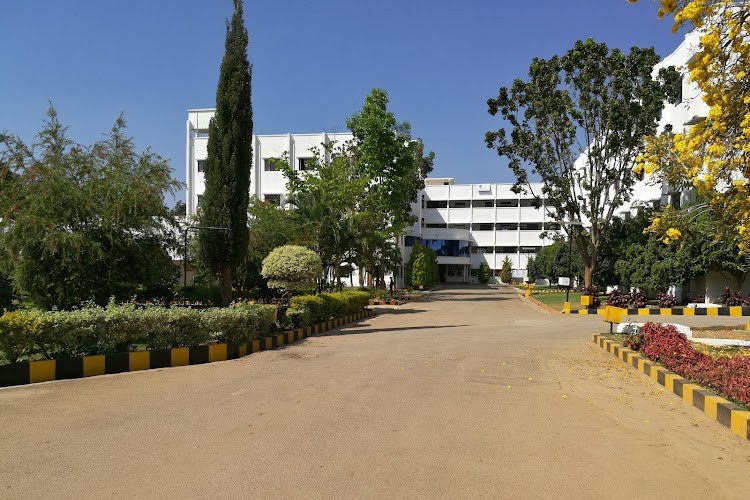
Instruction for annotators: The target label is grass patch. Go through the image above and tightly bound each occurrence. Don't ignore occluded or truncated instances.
[529,291,586,312]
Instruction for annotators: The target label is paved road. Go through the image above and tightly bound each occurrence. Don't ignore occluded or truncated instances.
[1,286,749,499]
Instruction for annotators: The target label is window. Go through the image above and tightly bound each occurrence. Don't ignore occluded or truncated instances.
[197,160,206,173]
[472,200,494,208]
[404,236,421,247]
[495,246,517,254]
[520,246,541,253]
[425,200,448,209]
[264,159,277,171]
[197,195,203,207]
[473,223,494,231]
[449,200,470,208]
[470,268,479,277]
[496,223,516,231]
[473,246,492,254]
[264,194,281,206]
[675,74,684,105]
[544,222,561,231]
[193,129,209,138]
[425,223,447,228]
[520,223,542,231]
[496,199,518,207]
[422,239,471,257]
[520,199,540,208]
[298,158,314,171]
[448,223,470,230]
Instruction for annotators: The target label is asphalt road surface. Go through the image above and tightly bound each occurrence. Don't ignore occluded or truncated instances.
[2,286,749,499]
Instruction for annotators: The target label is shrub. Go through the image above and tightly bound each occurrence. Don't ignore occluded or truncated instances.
[718,287,750,307]
[500,257,512,284]
[0,302,277,363]
[656,293,676,308]
[261,245,322,292]
[0,310,42,363]
[606,290,630,308]
[289,295,327,325]
[288,291,370,327]
[693,293,705,303]
[635,323,750,407]
[629,290,647,308]
[477,263,491,284]
[411,248,439,288]
[582,286,601,309]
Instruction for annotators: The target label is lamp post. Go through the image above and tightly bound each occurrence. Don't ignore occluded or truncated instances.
[561,220,583,304]
[182,225,228,303]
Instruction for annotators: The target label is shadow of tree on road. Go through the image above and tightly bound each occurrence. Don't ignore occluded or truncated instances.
[319,324,472,336]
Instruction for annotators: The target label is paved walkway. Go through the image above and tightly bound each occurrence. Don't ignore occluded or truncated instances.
[1,286,749,499]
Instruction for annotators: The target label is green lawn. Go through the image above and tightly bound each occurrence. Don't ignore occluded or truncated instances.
[528,290,586,312]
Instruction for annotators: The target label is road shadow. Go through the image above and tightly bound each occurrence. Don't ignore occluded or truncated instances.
[319,324,472,336]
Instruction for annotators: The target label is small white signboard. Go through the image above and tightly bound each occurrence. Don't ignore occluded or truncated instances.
[477,183,491,192]
[558,277,571,287]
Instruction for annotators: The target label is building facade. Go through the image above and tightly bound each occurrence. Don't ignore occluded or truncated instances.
[185,110,559,286]
[399,178,557,284]
[185,109,353,216]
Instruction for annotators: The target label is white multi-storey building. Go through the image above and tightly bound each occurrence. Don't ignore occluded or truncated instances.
[185,109,353,216]
[185,109,559,286]
[621,29,707,216]
[399,178,557,284]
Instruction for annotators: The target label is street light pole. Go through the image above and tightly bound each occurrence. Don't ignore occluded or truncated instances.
[182,225,229,303]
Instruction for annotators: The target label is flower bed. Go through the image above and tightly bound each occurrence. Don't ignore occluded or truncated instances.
[627,322,750,407]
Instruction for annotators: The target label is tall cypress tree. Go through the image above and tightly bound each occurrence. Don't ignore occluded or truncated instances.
[198,0,252,306]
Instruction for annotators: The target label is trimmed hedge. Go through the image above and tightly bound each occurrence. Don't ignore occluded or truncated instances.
[0,302,277,364]
[288,290,370,327]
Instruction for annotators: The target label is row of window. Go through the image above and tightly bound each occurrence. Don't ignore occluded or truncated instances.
[197,158,314,173]
[473,246,542,254]
[423,199,542,209]
[422,222,559,231]
[196,194,282,207]
[403,237,542,255]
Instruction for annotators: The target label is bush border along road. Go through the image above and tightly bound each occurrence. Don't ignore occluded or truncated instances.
[0,310,373,388]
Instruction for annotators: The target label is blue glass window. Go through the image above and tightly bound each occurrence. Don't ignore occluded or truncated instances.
[421,239,470,257]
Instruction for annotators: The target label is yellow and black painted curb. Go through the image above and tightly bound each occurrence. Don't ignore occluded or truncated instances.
[592,333,750,442]
[565,306,750,316]
[564,309,606,315]
[0,309,374,389]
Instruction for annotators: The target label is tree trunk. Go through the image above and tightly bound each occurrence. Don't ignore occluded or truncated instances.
[219,265,232,306]
[584,265,594,289]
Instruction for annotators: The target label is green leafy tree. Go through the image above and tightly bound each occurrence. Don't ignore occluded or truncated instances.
[593,211,652,286]
[0,108,180,309]
[477,262,491,284]
[411,247,439,288]
[615,237,692,293]
[261,245,322,292]
[233,198,301,297]
[346,89,435,237]
[405,242,425,287]
[486,39,679,287]
[198,0,253,306]
[500,257,513,284]
[532,240,584,284]
[618,205,750,293]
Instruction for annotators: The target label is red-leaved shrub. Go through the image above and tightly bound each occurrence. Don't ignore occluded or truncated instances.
[636,323,750,407]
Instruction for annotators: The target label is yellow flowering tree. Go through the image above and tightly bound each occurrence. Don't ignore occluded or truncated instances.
[632,0,750,248]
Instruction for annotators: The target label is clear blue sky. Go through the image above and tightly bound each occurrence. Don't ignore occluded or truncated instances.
[1,0,685,205]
